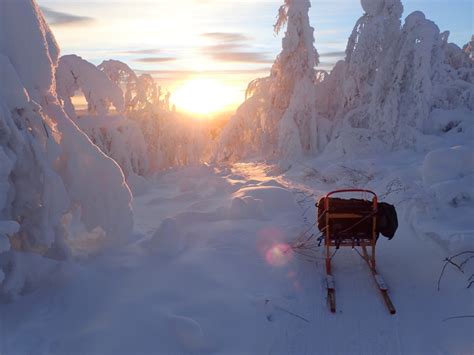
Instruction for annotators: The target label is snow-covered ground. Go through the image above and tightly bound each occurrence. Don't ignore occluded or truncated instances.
[1,0,473,353]
[1,158,472,354]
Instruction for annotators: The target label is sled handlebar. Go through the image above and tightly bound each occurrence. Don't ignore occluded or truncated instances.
[325,189,378,205]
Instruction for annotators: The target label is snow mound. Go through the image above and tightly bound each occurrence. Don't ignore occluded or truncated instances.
[423,146,474,207]
[228,197,265,220]
[0,252,58,300]
[147,218,183,256]
[127,173,152,196]
[322,128,388,159]
[430,176,474,207]
[0,221,20,254]
[259,179,285,188]
[422,146,474,186]
[425,109,474,138]
[234,186,296,214]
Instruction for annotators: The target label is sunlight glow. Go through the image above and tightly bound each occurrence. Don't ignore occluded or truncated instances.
[171,78,241,116]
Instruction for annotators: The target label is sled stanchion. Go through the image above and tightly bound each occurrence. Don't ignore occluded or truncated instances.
[317,189,398,315]
[324,197,336,312]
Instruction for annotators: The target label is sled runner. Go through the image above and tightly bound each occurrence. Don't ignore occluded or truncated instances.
[317,189,397,315]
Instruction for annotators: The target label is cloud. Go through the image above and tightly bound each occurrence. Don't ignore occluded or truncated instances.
[124,49,162,55]
[208,52,271,64]
[136,68,271,82]
[319,51,346,57]
[41,7,94,26]
[202,32,250,42]
[134,57,177,63]
[201,32,271,64]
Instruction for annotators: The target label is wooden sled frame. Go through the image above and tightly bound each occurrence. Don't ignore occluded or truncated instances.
[321,189,396,315]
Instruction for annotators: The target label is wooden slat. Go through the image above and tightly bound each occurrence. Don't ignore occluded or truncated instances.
[327,213,365,219]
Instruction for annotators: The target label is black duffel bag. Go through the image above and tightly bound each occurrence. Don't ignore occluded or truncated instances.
[376,202,398,240]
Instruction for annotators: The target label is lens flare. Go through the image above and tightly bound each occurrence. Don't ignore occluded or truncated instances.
[265,243,293,267]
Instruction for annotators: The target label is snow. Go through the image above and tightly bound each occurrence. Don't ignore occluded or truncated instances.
[0,0,58,103]
[422,146,474,187]
[361,0,385,15]
[422,146,474,210]
[76,114,149,178]
[1,163,472,353]
[1,0,473,353]
[234,185,297,214]
[146,218,184,256]
[0,220,19,253]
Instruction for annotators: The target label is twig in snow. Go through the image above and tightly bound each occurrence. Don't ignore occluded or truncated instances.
[442,315,474,322]
[445,258,464,273]
[467,274,474,289]
[460,255,474,269]
[264,299,310,324]
[437,251,474,291]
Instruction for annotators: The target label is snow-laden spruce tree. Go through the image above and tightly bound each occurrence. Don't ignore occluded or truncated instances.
[56,55,149,179]
[370,12,474,147]
[326,0,403,128]
[317,0,473,155]
[463,36,473,60]
[98,59,138,111]
[273,0,330,162]
[218,0,330,164]
[0,0,133,299]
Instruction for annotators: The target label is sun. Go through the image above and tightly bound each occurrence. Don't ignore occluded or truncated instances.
[171,78,241,116]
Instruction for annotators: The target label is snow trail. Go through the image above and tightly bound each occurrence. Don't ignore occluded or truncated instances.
[1,163,472,354]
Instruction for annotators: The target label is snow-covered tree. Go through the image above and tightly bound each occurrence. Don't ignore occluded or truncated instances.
[218,0,329,164]
[463,35,473,60]
[98,59,138,111]
[0,0,133,299]
[57,55,125,118]
[56,56,149,179]
[317,0,473,153]
[129,74,159,111]
[65,57,211,175]
[370,12,474,146]
[339,0,403,128]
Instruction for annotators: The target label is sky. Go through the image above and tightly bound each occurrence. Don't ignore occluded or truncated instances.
[38,0,473,114]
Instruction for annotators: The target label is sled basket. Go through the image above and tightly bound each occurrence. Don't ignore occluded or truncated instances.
[317,190,378,247]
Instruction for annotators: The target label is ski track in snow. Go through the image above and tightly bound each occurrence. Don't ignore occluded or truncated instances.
[1,163,473,355]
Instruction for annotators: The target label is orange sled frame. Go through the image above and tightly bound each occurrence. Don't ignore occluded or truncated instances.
[320,189,396,315]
